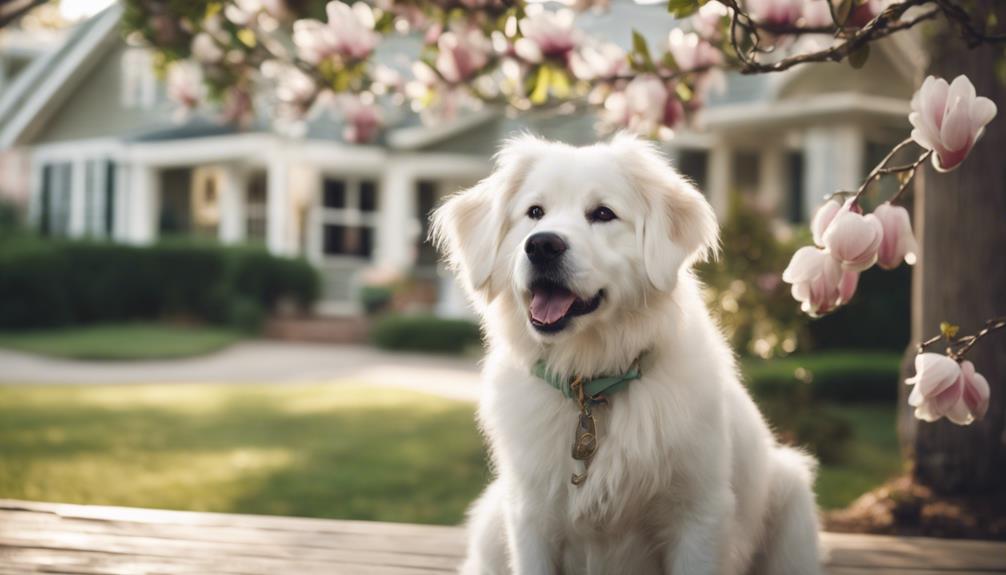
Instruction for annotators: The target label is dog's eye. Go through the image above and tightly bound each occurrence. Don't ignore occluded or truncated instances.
[588,206,617,223]
[527,205,545,220]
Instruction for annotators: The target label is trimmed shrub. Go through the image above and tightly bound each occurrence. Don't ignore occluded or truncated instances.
[371,314,482,354]
[0,239,319,331]
[744,351,902,403]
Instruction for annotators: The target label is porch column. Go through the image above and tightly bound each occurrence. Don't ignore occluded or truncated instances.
[803,125,864,220]
[377,163,417,271]
[266,155,290,255]
[126,162,157,244]
[68,157,87,237]
[757,145,786,216]
[707,142,732,220]
[218,164,246,244]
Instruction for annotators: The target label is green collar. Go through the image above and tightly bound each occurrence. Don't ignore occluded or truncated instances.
[532,356,644,403]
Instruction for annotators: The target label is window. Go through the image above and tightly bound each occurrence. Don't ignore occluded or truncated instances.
[319,177,379,258]
[733,151,761,197]
[246,173,268,243]
[121,48,157,109]
[677,149,709,192]
[416,180,439,266]
[38,162,72,237]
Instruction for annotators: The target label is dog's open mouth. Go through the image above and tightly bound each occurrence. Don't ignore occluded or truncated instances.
[528,279,603,333]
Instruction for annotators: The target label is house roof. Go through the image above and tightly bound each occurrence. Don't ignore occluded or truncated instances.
[0,3,122,148]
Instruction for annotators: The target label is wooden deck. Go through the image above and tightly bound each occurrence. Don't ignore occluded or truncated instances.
[2,500,1005,574]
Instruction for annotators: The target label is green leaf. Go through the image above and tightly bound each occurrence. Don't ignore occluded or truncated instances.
[675,82,693,102]
[631,30,655,72]
[848,43,870,69]
[550,67,571,99]
[530,66,551,104]
[236,28,256,48]
[667,0,700,18]
[834,0,853,25]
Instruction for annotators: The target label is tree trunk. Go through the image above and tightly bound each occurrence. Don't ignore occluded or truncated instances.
[903,4,1006,494]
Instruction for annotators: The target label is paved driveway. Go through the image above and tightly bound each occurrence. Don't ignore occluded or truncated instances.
[0,342,483,402]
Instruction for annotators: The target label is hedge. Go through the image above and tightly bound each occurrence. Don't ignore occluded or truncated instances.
[371,314,482,354]
[0,239,319,331]
[743,351,902,403]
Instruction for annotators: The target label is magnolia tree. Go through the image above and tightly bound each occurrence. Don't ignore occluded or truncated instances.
[120,0,1006,502]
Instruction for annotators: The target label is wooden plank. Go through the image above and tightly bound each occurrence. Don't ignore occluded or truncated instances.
[0,547,453,575]
[0,512,466,559]
[0,530,461,571]
[3,500,1006,574]
[822,532,1006,571]
[0,500,461,537]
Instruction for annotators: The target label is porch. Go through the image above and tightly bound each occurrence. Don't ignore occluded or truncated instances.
[2,499,1004,574]
[26,133,483,316]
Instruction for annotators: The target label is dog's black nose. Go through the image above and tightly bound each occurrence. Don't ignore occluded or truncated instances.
[525,232,567,266]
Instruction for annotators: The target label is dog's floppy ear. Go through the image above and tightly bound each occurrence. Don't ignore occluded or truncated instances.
[611,133,719,292]
[431,133,545,301]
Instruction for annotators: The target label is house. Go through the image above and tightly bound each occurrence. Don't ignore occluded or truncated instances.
[0,1,922,317]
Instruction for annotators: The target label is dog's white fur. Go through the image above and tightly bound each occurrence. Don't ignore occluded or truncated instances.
[432,134,821,575]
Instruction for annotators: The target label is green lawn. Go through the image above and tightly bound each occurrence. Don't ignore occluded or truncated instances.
[0,323,245,360]
[813,403,903,509]
[0,384,488,525]
[0,378,898,523]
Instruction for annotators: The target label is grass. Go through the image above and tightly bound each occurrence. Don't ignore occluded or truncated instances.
[0,323,245,360]
[0,377,898,522]
[812,403,903,509]
[0,383,488,525]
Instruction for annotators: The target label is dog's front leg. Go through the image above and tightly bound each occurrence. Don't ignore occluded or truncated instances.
[504,496,557,575]
[663,490,735,575]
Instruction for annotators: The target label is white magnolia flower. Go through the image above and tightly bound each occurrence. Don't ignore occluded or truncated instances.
[191,33,224,63]
[293,1,378,64]
[910,75,997,172]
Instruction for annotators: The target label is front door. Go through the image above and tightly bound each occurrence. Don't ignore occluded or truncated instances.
[313,176,379,314]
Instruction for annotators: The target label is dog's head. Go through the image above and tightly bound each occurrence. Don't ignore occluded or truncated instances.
[432,133,718,343]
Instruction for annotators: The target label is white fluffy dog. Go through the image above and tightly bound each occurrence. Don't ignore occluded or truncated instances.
[432,134,821,575]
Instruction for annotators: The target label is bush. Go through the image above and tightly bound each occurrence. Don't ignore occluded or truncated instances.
[757,397,853,464]
[0,239,319,331]
[807,265,911,351]
[744,351,902,403]
[696,194,810,358]
[371,314,482,354]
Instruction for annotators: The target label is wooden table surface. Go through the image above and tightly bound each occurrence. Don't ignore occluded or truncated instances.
[2,499,1004,574]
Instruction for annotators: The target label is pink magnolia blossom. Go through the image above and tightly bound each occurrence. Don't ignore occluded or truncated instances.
[221,87,255,126]
[515,9,579,63]
[810,199,841,247]
[745,0,802,27]
[957,360,991,424]
[166,61,204,116]
[191,33,224,64]
[569,42,626,81]
[822,208,883,272]
[691,1,730,39]
[800,0,833,28]
[339,95,382,143]
[435,26,492,84]
[667,29,722,71]
[782,246,858,316]
[873,202,918,270]
[293,1,378,64]
[907,353,964,423]
[225,0,288,25]
[602,75,683,139]
[909,75,998,172]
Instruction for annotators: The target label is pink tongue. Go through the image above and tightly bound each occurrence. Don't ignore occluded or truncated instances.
[530,288,577,325]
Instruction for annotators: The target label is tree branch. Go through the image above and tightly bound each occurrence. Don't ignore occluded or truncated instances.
[0,0,48,30]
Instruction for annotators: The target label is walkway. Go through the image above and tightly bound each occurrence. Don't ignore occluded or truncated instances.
[0,342,483,402]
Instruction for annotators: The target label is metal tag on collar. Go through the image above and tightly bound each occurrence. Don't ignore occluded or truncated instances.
[569,377,598,486]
